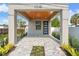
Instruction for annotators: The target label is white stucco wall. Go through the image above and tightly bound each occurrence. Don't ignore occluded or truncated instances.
[8,3,68,10]
[51,27,60,32]
[69,27,79,40]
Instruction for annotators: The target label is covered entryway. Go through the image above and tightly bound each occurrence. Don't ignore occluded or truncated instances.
[17,9,58,37]
[8,3,69,49]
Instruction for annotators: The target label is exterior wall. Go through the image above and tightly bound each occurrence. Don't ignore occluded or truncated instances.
[69,27,79,40]
[51,27,60,32]
[27,19,49,36]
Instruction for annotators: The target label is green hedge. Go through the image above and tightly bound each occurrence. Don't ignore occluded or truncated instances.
[52,32,60,40]
[0,34,8,47]
[51,17,60,27]
[69,36,79,49]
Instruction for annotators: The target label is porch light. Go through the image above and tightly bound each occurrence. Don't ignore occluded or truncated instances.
[50,11,53,14]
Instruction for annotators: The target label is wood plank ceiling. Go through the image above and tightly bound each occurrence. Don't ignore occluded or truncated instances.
[20,10,58,20]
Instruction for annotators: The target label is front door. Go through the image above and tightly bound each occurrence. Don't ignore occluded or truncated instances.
[43,21,49,35]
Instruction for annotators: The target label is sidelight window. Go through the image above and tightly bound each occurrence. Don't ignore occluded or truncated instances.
[35,21,41,30]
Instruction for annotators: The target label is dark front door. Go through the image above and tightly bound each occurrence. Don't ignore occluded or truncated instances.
[43,21,49,35]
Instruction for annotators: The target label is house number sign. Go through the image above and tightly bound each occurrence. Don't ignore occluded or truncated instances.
[34,4,42,8]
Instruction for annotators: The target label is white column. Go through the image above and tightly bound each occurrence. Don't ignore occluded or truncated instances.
[49,20,51,36]
[60,9,69,45]
[8,10,17,45]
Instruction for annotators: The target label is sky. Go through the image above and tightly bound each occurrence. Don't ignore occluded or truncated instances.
[0,3,79,25]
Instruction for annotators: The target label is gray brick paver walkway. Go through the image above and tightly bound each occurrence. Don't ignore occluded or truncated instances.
[8,36,66,56]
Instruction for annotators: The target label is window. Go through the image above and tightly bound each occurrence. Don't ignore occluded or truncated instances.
[35,21,41,30]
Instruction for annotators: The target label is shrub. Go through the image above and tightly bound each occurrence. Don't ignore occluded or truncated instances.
[75,50,79,56]
[69,36,72,46]
[51,17,60,27]
[4,37,8,45]
[17,29,24,34]
[0,43,13,56]
[52,32,60,40]
[0,34,8,47]
[72,38,79,48]
[0,40,4,47]
[0,47,5,56]
[61,43,79,56]
[17,29,25,38]
[61,44,77,56]
[69,36,79,48]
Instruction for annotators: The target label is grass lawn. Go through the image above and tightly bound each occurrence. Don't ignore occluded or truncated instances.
[0,34,8,40]
[30,46,45,56]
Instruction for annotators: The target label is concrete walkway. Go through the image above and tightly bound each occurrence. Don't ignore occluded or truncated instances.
[8,36,66,56]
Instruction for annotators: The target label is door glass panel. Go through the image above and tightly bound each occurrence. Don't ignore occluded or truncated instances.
[43,21,48,34]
